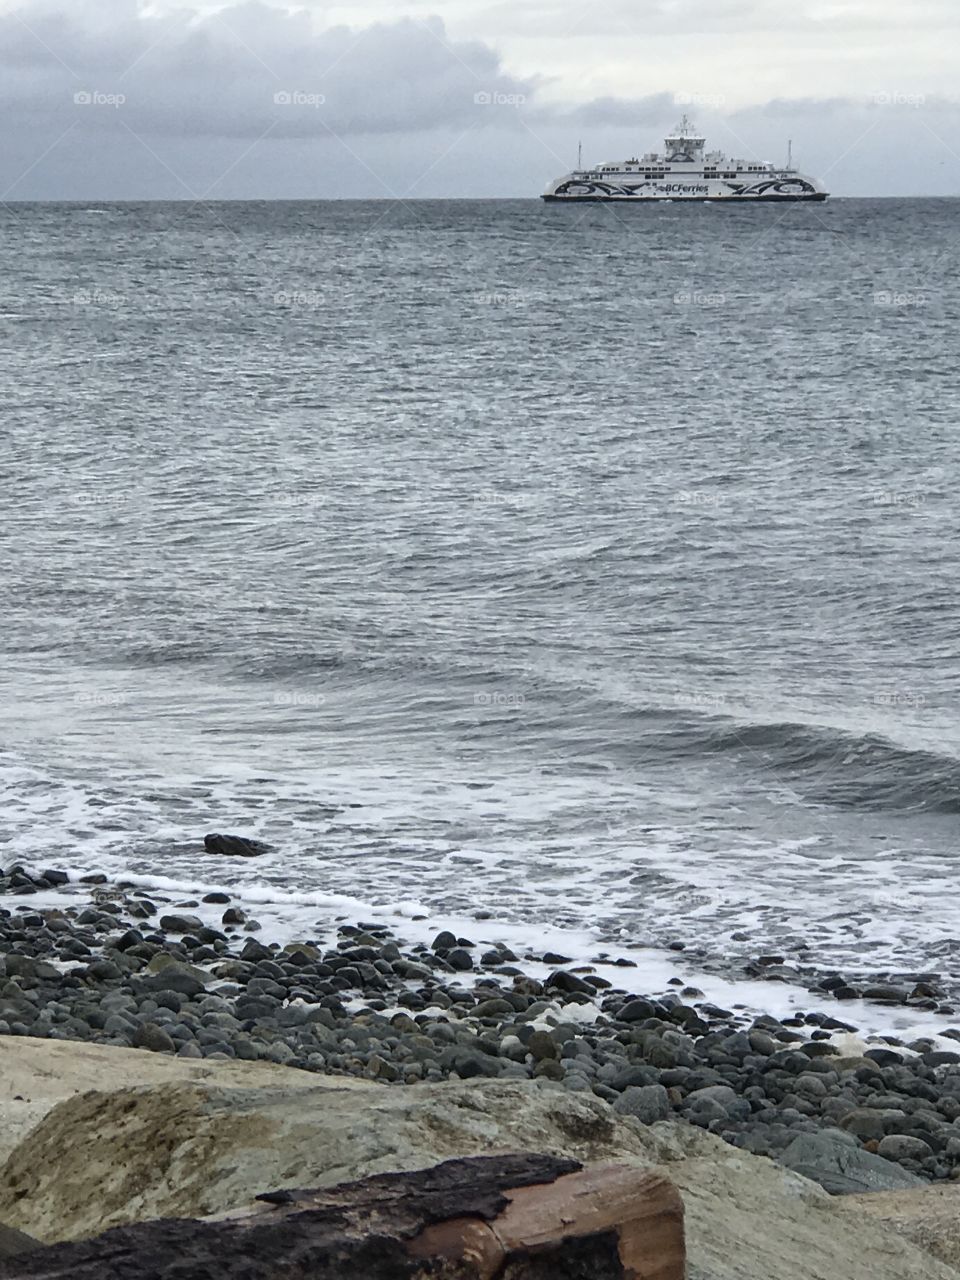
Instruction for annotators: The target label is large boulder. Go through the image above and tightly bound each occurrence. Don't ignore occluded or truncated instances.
[668,1148,951,1280]
[0,1036,359,1167]
[839,1184,960,1272]
[0,1074,957,1280]
[0,1081,667,1242]
[778,1130,926,1195]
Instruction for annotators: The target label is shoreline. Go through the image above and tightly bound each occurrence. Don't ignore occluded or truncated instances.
[5,859,960,1044]
[4,861,960,1191]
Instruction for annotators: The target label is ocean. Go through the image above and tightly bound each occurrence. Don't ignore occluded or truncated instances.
[2,196,959,1032]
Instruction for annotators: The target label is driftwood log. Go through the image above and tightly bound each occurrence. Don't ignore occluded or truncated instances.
[0,1154,684,1279]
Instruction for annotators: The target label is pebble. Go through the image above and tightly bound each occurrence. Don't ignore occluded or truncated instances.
[2,865,960,1188]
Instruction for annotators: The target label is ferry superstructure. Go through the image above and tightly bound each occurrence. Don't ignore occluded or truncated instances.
[542,117,828,202]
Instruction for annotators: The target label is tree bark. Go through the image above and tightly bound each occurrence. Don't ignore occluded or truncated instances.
[0,1154,684,1280]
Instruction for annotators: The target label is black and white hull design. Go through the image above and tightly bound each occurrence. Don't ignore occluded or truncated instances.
[542,117,828,203]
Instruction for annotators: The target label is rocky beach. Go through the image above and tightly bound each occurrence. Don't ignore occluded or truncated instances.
[4,855,960,1210]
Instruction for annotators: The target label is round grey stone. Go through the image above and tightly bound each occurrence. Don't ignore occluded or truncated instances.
[612,1084,670,1125]
[795,1073,829,1098]
[687,1085,738,1108]
[132,1022,177,1054]
[687,1097,730,1125]
[877,1135,934,1162]
[840,1109,887,1142]
[526,1031,558,1061]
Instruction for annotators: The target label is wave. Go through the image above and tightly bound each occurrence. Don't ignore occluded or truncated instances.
[115,640,221,667]
[693,719,960,814]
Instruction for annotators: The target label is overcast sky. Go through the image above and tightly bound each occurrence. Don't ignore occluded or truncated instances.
[0,0,957,197]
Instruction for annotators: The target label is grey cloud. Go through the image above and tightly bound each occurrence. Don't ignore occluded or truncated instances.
[749,98,863,119]
[1,0,956,149]
[751,95,958,118]
[540,94,677,128]
[0,4,538,138]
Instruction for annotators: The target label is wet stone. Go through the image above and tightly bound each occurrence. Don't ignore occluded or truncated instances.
[865,1048,904,1067]
[7,872,960,1189]
[159,915,204,935]
[617,998,659,1022]
[541,974,590,1002]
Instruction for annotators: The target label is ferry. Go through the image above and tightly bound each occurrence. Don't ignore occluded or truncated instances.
[542,117,828,203]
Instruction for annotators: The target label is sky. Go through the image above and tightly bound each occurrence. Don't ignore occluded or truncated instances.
[0,0,958,198]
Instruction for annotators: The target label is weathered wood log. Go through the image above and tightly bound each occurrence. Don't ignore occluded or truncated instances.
[0,1154,684,1280]
[408,1160,683,1280]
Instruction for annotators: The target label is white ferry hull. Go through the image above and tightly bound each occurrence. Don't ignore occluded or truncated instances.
[542,176,827,202]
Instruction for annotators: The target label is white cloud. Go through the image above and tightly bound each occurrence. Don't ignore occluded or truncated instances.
[463,0,960,38]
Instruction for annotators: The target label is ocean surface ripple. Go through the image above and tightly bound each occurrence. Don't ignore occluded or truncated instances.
[2,197,959,1005]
